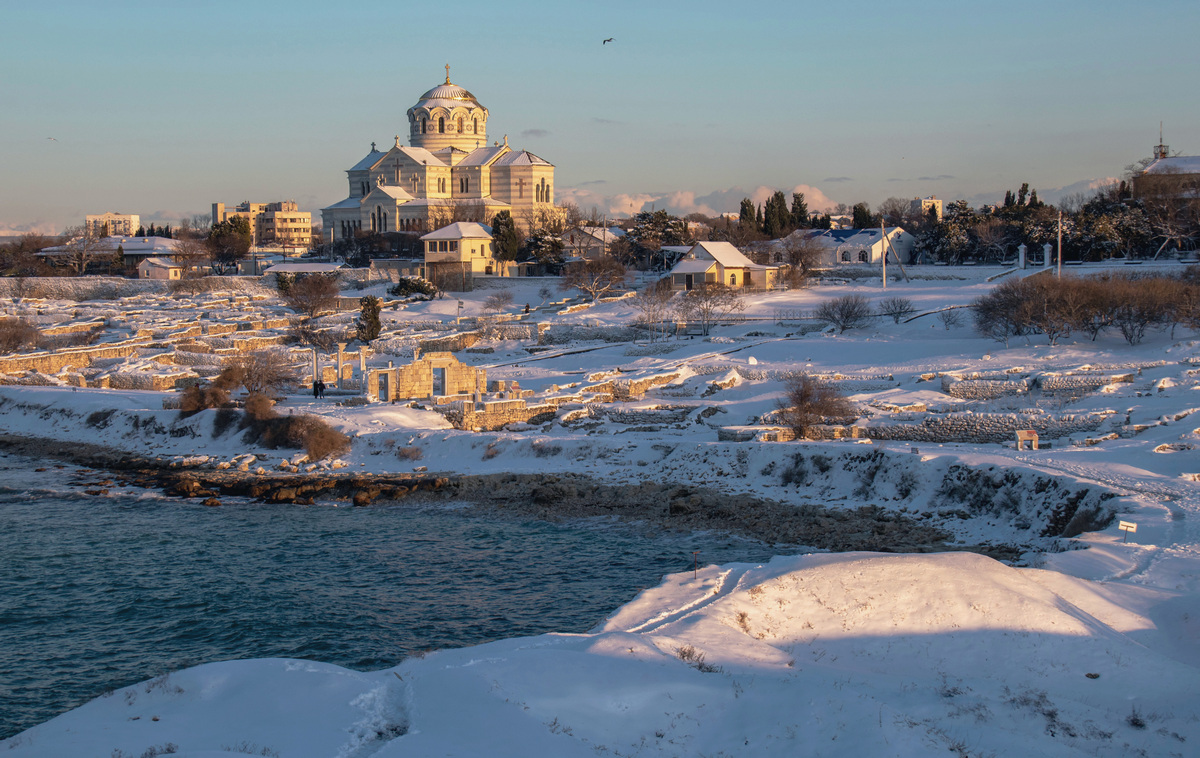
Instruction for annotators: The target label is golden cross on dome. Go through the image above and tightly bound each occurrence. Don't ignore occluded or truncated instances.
[445,64,450,84]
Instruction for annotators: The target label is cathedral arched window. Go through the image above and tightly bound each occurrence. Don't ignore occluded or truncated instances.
[858,250,868,262]
[422,118,427,134]
[457,117,463,133]
[473,117,478,134]
[438,117,445,134]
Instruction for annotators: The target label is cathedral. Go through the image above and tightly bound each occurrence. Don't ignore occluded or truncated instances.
[322,68,560,241]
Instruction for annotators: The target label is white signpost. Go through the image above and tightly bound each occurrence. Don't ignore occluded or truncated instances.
[1119,521,1137,543]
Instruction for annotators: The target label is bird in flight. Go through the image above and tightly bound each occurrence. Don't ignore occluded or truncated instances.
[46,137,57,141]
[602,37,614,44]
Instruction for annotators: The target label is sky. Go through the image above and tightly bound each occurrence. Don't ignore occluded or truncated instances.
[2,0,1198,234]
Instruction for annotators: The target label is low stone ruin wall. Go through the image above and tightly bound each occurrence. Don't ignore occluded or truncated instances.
[854,412,1108,443]
[942,377,1031,400]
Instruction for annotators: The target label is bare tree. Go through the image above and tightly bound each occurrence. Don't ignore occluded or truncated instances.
[876,296,916,323]
[59,225,108,276]
[815,294,873,333]
[776,373,856,439]
[776,233,826,285]
[283,274,341,318]
[560,258,628,301]
[675,282,745,335]
[219,349,299,396]
[481,290,515,315]
[173,235,210,273]
[627,278,675,341]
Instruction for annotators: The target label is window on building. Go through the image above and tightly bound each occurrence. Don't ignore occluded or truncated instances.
[449,241,458,252]
[438,117,445,134]
[422,118,427,134]
[457,117,463,133]
[473,117,478,134]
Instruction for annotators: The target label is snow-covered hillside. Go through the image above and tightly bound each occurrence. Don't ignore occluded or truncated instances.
[2,264,1199,755]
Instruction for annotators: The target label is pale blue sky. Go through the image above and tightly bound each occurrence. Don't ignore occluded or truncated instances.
[2,0,1197,232]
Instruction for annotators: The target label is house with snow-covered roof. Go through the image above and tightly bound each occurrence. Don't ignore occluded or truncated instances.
[667,241,781,291]
[137,257,182,280]
[779,227,915,266]
[421,222,503,286]
[322,67,564,242]
[562,226,626,260]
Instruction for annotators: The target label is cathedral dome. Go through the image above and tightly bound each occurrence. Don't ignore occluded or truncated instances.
[407,66,489,152]
[413,82,482,109]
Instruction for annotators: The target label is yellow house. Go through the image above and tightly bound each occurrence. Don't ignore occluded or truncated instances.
[668,241,780,291]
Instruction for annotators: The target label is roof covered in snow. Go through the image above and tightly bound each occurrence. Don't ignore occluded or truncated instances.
[348,149,385,173]
[457,145,510,167]
[420,222,493,241]
[262,263,344,274]
[492,150,553,167]
[689,241,757,268]
[1143,156,1200,175]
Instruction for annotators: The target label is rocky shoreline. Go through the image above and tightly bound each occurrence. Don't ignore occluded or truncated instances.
[0,432,1007,557]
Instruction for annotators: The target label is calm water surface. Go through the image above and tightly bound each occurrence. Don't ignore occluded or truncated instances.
[0,455,783,739]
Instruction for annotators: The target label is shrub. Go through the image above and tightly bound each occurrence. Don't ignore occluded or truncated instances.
[179,384,231,417]
[876,296,916,323]
[388,277,437,299]
[243,392,276,420]
[395,445,423,461]
[248,414,349,460]
[815,294,873,332]
[0,317,40,353]
[776,373,856,438]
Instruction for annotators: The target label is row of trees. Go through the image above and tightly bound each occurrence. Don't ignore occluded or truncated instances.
[972,269,1200,346]
[916,178,1198,265]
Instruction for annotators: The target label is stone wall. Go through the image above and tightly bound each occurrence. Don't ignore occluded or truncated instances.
[366,351,486,402]
[942,376,1031,400]
[613,372,681,400]
[440,399,558,431]
[854,412,1109,443]
[0,339,150,375]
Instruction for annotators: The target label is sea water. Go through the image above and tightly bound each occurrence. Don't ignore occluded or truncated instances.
[0,455,782,739]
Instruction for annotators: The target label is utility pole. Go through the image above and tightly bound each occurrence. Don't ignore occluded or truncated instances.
[1056,211,1063,278]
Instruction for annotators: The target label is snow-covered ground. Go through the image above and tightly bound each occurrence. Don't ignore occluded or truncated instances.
[3,265,1199,756]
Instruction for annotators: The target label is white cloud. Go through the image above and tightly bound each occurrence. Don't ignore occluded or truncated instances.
[0,220,58,236]
[557,184,837,219]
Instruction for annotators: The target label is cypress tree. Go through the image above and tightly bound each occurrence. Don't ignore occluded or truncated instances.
[738,198,755,227]
[790,192,809,228]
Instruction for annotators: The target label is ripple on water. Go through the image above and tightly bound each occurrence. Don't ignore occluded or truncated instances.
[0,459,785,739]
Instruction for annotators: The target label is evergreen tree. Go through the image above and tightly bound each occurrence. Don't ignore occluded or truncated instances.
[738,198,755,227]
[135,225,145,237]
[755,204,763,230]
[1016,183,1029,207]
[763,191,791,239]
[851,202,874,229]
[790,192,809,228]
[112,244,125,270]
[1027,190,1041,209]
[355,296,382,342]
[1003,190,1014,208]
[490,211,522,262]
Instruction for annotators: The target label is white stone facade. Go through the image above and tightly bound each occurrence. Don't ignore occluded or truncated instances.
[323,68,561,241]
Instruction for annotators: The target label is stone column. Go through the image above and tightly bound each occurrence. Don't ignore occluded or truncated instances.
[336,342,346,390]
[1042,243,1052,270]
[1018,244,1027,269]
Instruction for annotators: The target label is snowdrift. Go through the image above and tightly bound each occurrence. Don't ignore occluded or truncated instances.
[7,551,1196,757]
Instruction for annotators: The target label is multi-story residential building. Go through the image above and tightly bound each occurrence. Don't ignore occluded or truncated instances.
[85,212,140,237]
[211,201,312,248]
